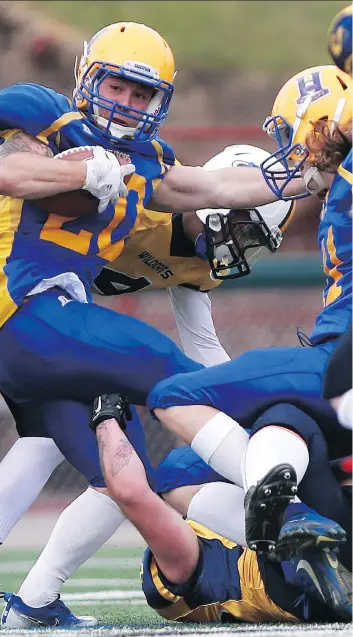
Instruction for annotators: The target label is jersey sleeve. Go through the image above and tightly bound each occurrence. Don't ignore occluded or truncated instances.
[0,83,68,138]
[156,136,176,170]
[140,545,223,622]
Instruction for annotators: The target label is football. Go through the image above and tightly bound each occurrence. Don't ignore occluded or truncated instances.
[33,146,133,218]
[34,147,99,218]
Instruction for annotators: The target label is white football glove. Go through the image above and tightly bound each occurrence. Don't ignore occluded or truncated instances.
[83,146,135,213]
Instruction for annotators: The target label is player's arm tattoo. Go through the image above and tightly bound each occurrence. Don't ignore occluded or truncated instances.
[0,130,54,160]
[96,421,133,479]
[111,439,133,477]
[96,422,108,480]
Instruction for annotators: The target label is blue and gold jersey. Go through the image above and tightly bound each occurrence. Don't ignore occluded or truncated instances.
[141,521,299,623]
[93,212,223,296]
[0,83,175,326]
[310,150,352,344]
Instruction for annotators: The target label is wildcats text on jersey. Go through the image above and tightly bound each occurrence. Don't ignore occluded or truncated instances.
[94,212,223,296]
[138,251,173,280]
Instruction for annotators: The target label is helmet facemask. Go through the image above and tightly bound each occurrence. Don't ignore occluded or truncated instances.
[261,100,313,201]
[204,209,283,280]
[74,59,174,143]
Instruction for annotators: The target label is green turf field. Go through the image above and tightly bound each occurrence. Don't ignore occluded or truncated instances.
[0,545,166,626]
[0,545,350,636]
[32,0,348,72]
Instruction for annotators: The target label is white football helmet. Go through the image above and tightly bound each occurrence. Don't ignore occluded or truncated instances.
[196,144,294,280]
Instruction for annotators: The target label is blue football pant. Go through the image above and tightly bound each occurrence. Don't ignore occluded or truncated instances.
[0,287,200,489]
[148,342,337,425]
[0,288,202,405]
[3,395,155,489]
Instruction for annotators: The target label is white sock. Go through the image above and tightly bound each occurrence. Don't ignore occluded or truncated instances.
[337,388,353,429]
[0,438,64,543]
[187,482,246,546]
[18,487,126,607]
[191,412,249,486]
[243,425,310,491]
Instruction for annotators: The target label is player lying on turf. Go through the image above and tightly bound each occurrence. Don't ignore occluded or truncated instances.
[148,64,352,556]
[87,395,351,624]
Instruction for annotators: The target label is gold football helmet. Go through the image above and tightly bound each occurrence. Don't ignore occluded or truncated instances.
[73,22,176,143]
[261,65,352,199]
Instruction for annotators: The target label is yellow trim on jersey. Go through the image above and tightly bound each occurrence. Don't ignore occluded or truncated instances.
[37,111,84,144]
[188,522,297,623]
[222,548,299,623]
[0,196,23,325]
[150,558,180,603]
[149,558,193,620]
[150,557,221,622]
[187,520,237,550]
[171,603,222,623]
[337,163,353,185]
[322,225,343,305]
[151,139,167,176]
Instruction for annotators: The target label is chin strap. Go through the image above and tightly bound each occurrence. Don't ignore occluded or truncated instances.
[303,166,327,195]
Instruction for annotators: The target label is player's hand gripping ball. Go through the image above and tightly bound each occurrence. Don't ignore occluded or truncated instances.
[35,146,135,216]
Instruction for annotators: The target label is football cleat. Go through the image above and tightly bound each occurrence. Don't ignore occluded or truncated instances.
[274,506,347,561]
[291,548,352,621]
[244,463,297,554]
[0,592,98,629]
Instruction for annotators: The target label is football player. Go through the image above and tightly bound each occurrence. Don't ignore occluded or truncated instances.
[92,400,351,623]
[323,4,353,431]
[148,64,352,550]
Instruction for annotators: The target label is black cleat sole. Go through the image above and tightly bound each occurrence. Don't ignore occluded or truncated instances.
[245,463,297,555]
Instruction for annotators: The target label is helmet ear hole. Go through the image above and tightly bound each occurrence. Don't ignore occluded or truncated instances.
[337,75,348,90]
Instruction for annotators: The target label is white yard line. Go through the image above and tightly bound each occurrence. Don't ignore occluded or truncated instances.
[0,557,141,574]
[0,623,349,637]
[62,590,145,601]
[63,579,141,588]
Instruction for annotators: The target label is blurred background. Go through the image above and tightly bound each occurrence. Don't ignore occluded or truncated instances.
[0,1,345,524]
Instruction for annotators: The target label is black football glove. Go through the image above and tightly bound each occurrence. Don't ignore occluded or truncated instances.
[90,393,132,432]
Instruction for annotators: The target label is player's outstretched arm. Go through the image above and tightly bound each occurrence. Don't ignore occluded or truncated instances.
[0,131,87,199]
[91,398,199,585]
[148,164,307,213]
